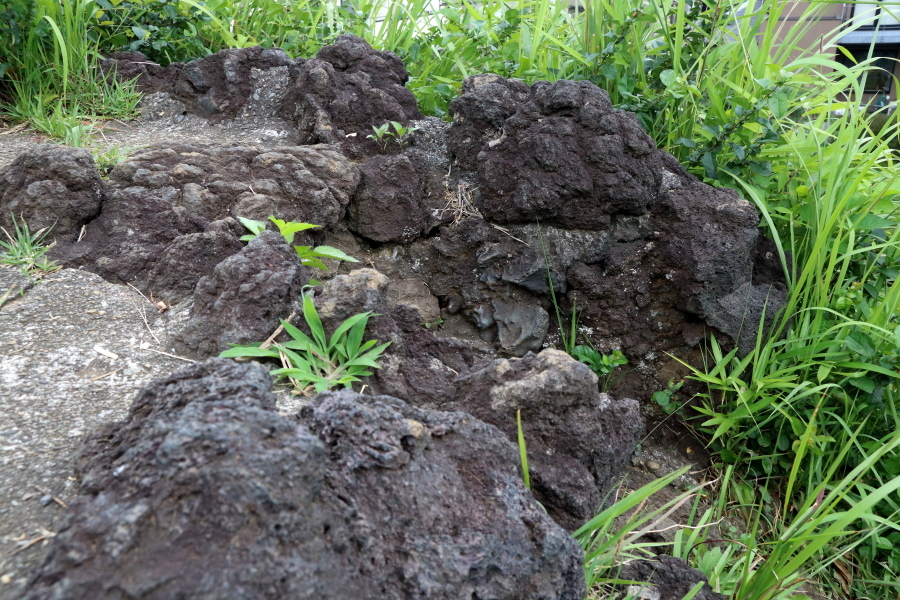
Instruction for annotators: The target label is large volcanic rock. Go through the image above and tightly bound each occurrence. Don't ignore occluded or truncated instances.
[384,74,788,397]
[279,34,423,152]
[0,145,105,242]
[173,230,310,357]
[448,350,643,530]
[309,269,641,529]
[46,143,357,300]
[102,46,296,121]
[454,77,663,229]
[23,359,585,600]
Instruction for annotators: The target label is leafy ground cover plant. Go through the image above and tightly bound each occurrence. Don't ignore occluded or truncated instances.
[571,346,628,393]
[220,289,390,394]
[238,216,358,271]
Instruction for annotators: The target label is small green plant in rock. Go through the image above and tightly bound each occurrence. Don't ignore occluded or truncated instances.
[0,214,59,275]
[366,122,392,152]
[220,289,390,394]
[388,120,418,147]
[92,143,133,176]
[571,345,628,392]
[238,216,359,271]
[366,120,419,152]
[652,378,685,415]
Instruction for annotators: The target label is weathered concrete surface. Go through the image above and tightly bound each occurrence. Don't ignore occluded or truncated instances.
[0,267,186,599]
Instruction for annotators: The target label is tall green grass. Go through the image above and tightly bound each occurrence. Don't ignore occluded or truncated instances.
[1,0,140,136]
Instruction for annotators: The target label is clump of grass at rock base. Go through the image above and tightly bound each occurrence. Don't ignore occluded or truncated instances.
[0,0,141,137]
[685,103,900,597]
[4,0,900,598]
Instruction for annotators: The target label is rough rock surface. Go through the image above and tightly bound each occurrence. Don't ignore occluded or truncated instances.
[459,79,663,230]
[23,360,585,600]
[348,150,449,243]
[449,350,643,529]
[279,34,423,153]
[311,268,486,407]
[173,230,309,357]
[45,143,357,298]
[308,271,640,528]
[619,555,727,600]
[418,75,787,396]
[0,267,184,600]
[102,47,296,121]
[0,145,104,242]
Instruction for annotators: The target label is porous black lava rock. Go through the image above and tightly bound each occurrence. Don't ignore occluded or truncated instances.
[279,34,423,153]
[436,74,787,397]
[102,47,297,121]
[173,230,309,357]
[452,78,663,230]
[47,143,358,297]
[0,145,105,242]
[309,269,640,529]
[619,555,728,600]
[23,359,585,600]
[348,150,448,243]
[448,349,643,530]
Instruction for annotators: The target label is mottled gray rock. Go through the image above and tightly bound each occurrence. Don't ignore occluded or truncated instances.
[386,278,440,323]
[619,555,727,600]
[707,281,788,357]
[311,268,484,407]
[316,268,390,322]
[102,47,296,121]
[0,145,105,242]
[173,230,309,357]
[23,360,585,600]
[442,349,643,529]
[492,298,549,357]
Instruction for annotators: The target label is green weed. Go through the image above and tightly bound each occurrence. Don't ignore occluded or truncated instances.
[220,289,390,394]
[238,216,358,271]
[0,214,59,275]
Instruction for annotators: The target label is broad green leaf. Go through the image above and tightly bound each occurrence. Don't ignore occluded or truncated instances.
[659,69,676,87]
[310,245,359,263]
[847,376,876,394]
[269,217,318,244]
[238,216,266,237]
[856,214,896,230]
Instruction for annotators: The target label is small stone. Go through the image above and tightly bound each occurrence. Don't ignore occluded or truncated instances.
[39,495,53,506]
[646,461,661,471]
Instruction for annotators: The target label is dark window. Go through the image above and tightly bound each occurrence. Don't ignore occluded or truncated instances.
[837,46,899,93]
